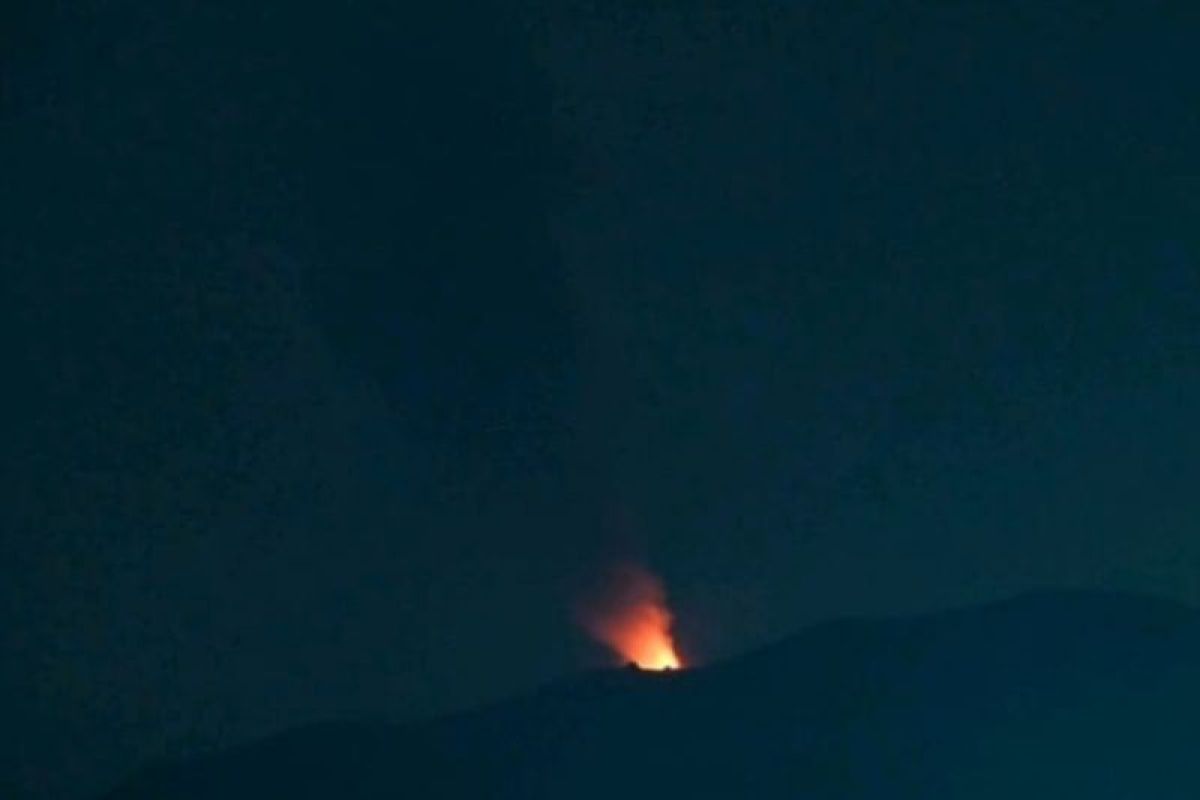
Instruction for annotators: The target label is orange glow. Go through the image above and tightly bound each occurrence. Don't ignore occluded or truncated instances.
[577,563,684,671]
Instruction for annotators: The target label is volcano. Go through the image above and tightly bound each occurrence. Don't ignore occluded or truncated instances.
[101,591,1200,799]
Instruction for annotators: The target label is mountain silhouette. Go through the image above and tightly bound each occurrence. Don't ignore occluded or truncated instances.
[102,590,1200,799]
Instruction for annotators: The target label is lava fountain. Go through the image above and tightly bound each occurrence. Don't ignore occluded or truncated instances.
[577,563,683,670]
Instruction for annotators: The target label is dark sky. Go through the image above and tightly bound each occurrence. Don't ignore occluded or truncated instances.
[5,2,1200,798]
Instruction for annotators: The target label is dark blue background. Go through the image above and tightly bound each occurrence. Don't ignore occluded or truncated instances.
[4,3,1199,798]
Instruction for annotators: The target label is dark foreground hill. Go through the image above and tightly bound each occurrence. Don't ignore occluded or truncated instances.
[103,591,1200,799]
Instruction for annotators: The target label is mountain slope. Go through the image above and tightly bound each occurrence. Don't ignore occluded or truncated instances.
[103,591,1200,799]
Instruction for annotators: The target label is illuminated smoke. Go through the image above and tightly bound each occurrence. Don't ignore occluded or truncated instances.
[577,563,683,670]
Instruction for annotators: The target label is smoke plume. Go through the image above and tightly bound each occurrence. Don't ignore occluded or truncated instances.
[576,563,683,670]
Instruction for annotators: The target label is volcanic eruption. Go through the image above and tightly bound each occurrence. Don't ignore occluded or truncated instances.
[577,563,683,670]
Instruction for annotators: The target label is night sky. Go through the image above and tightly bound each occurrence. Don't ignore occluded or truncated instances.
[5,3,1200,798]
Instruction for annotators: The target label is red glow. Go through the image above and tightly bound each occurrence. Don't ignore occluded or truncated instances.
[577,563,683,671]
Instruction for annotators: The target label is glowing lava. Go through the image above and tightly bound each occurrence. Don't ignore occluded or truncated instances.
[577,563,683,671]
